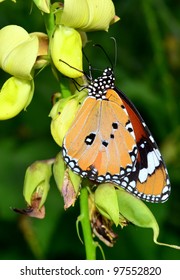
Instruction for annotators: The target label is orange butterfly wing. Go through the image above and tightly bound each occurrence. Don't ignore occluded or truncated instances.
[63,68,171,203]
[63,89,137,180]
[115,88,170,202]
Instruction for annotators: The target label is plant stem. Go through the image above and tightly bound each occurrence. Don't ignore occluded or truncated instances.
[79,185,96,260]
[43,6,72,98]
[43,8,55,39]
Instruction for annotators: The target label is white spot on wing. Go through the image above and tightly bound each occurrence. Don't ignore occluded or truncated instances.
[127,186,133,192]
[69,161,75,168]
[131,154,136,162]
[126,167,132,173]
[166,178,170,185]
[120,169,125,176]
[162,186,169,193]
[147,151,155,174]
[140,143,145,148]
[73,167,81,173]
[155,148,161,160]
[147,150,160,175]
[126,121,136,140]
[138,168,148,183]
[62,148,66,157]
[154,150,160,167]
[124,176,129,182]
[98,176,104,182]
[149,135,155,143]
[122,181,127,187]
[161,193,169,201]
[129,180,136,188]
[105,174,111,180]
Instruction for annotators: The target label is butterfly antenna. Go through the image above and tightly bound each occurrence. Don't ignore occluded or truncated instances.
[59,59,84,75]
[93,43,114,69]
[110,37,117,69]
[59,59,90,91]
[82,49,93,81]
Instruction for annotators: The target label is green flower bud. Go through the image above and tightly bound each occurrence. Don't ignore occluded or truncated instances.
[89,193,118,247]
[94,183,119,226]
[23,160,52,209]
[59,0,119,32]
[0,25,39,79]
[68,169,81,195]
[33,0,50,13]
[49,90,87,147]
[50,25,83,78]
[53,152,66,192]
[116,189,158,229]
[53,152,81,209]
[116,189,180,250]
[0,76,34,120]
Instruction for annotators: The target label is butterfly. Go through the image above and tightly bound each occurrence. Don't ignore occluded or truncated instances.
[62,67,171,203]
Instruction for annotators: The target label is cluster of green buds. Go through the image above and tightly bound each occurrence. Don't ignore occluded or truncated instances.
[88,183,180,249]
[49,90,87,146]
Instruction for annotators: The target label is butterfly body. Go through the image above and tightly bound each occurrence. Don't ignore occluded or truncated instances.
[63,68,171,203]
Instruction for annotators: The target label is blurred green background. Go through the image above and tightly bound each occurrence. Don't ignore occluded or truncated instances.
[0,0,180,260]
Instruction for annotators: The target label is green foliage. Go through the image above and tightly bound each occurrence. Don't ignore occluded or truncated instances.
[0,0,180,260]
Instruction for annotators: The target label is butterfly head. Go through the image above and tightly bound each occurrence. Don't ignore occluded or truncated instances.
[88,67,115,99]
